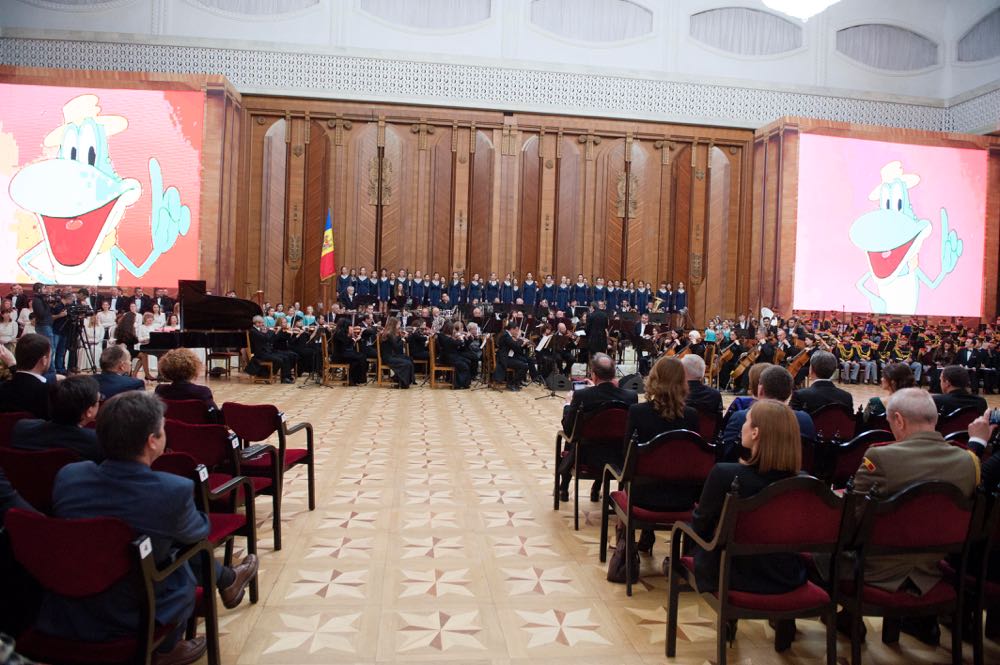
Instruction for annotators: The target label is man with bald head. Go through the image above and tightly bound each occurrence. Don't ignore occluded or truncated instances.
[848,387,979,645]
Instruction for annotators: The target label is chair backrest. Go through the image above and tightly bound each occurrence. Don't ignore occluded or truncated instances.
[163,398,213,425]
[152,450,201,479]
[861,480,979,556]
[863,413,890,432]
[0,411,33,448]
[811,403,857,442]
[944,430,971,449]
[626,429,716,483]
[165,419,238,469]
[937,406,981,437]
[0,447,80,513]
[694,409,721,443]
[719,475,847,555]
[222,401,280,443]
[574,401,630,443]
[6,508,138,597]
[831,429,895,487]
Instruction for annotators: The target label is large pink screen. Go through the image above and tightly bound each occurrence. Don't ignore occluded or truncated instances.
[793,134,988,317]
[0,83,204,288]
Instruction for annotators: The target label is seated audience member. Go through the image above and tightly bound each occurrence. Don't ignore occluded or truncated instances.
[0,333,53,419]
[724,362,768,418]
[0,465,38,637]
[95,345,145,399]
[39,391,258,665]
[557,353,638,502]
[848,388,980,645]
[12,375,102,461]
[155,348,217,410]
[682,354,722,416]
[932,365,987,416]
[721,366,815,462]
[690,400,805,648]
[862,362,914,422]
[625,355,700,553]
[789,350,853,413]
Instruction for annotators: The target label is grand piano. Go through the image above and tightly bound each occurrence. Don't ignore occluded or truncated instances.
[147,280,262,353]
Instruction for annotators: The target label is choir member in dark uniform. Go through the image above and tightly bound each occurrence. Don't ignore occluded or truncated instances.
[379,316,414,388]
[521,273,538,306]
[437,321,472,388]
[331,319,367,385]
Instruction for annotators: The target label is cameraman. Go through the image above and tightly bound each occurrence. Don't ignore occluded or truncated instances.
[30,283,55,373]
[51,291,73,375]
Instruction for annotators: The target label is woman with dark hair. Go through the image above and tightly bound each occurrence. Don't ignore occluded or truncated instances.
[690,400,805,648]
[863,362,915,422]
[332,319,367,386]
[379,317,414,388]
[114,311,139,372]
[436,320,472,389]
[623,356,700,553]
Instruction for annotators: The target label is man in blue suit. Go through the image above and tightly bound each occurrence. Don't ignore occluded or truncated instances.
[720,365,815,463]
[12,375,103,461]
[40,391,257,665]
[94,344,145,399]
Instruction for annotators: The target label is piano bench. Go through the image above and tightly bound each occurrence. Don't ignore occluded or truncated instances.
[206,351,241,379]
[323,363,351,387]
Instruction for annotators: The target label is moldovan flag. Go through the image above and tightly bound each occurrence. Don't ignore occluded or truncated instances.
[320,209,335,281]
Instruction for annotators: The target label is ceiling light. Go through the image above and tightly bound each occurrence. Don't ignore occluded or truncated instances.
[761,0,841,21]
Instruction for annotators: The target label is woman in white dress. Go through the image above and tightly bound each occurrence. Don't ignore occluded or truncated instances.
[150,303,167,330]
[79,313,103,371]
[16,302,31,336]
[0,310,18,350]
[135,311,157,381]
[96,300,117,347]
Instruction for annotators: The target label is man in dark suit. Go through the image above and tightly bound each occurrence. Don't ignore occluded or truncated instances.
[493,321,530,391]
[106,287,125,313]
[557,353,638,501]
[789,350,854,413]
[131,287,152,314]
[154,288,175,316]
[341,286,359,310]
[0,333,53,419]
[39,391,258,665]
[681,354,722,416]
[12,375,102,461]
[94,345,145,399]
[932,365,987,416]
[249,316,296,383]
[7,284,28,313]
[585,301,609,359]
[721,365,816,461]
[954,339,982,394]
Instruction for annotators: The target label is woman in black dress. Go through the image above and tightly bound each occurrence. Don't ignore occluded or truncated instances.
[379,316,414,388]
[437,321,472,388]
[624,356,700,553]
[331,319,367,386]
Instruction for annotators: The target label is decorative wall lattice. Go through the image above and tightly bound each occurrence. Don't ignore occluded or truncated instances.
[1,36,996,133]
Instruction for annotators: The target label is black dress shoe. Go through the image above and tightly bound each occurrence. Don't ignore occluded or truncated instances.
[558,489,569,502]
[899,616,940,646]
[637,530,654,554]
[281,377,294,384]
[589,487,600,502]
[769,619,796,652]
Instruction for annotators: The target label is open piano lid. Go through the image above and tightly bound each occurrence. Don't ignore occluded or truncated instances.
[178,280,262,330]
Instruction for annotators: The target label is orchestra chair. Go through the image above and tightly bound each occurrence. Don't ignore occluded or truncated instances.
[840,481,982,665]
[599,429,716,596]
[152,453,259,605]
[244,331,276,385]
[0,447,80,514]
[665,476,851,665]
[428,335,454,389]
[164,419,274,557]
[408,340,429,380]
[5,508,221,665]
[828,429,894,488]
[487,335,517,389]
[0,410,33,448]
[319,336,350,387]
[374,336,395,387]
[163,398,218,425]
[937,406,981,438]
[205,345,241,380]
[810,403,857,443]
[221,402,315,551]
[553,401,630,530]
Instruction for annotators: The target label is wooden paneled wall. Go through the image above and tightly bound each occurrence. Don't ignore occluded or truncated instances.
[234,98,755,324]
[751,117,1000,321]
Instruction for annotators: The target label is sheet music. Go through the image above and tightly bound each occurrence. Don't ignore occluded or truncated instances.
[536,334,552,352]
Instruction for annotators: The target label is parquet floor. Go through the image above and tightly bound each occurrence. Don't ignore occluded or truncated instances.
[193,375,1000,665]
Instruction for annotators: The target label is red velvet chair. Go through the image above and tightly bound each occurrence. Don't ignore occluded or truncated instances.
[599,429,716,596]
[552,401,630,530]
[694,408,723,444]
[665,476,852,665]
[0,447,80,513]
[162,398,217,425]
[152,453,259,605]
[841,481,983,665]
[810,403,857,442]
[937,406,982,437]
[945,430,972,449]
[0,411,33,448]
[5,508,220,665]
[829,429,894,488]
[221,402,315,551]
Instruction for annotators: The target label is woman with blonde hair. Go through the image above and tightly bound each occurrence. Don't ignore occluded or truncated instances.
[623,356,699,553]
[689,399,805,647]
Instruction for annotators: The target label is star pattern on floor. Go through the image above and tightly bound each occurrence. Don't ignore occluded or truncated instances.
[286,568,367,599]
[516,608,610,647]
[262,612,361,655]
[502,565,579,595]
[396,610,485,652]
[399,568,473,598]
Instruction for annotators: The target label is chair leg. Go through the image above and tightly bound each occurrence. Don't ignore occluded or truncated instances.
[881,616,900,644]
[625,521,634,597]
[599,499,609,563]
[307,459,316,511]
[716,613,728,665]
[973,602,984,665]
[851,610,864,665]
[826,609,837,665]
[271,489,282,551]
[666,556,680,657]
[223,539,234,568]
[951,610,962,665]
[573,473,579,531]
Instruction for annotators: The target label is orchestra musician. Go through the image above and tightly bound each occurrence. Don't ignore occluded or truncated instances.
[462,321,484,378]
[331,318,367,385]
[437,320,472,388]
[493,320,531,391]
[407,320,430,364]
[378,316,414,389]
[249,315,296,383]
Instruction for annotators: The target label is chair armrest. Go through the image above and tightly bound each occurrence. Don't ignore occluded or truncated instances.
[670,520,717,552]
[602,463,624,485]
[285,421,314,453]
[150,539,214,581]
[241,443,273,460]
[209,474,252,501]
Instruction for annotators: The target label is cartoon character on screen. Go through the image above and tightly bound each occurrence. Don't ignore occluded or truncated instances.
[848,160,962,315]
[8,94,190,285]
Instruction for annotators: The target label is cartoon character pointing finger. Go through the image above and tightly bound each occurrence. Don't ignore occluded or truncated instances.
[8,94,190,286]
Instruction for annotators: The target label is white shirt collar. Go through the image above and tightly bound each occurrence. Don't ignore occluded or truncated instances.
[17,370,46,383]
